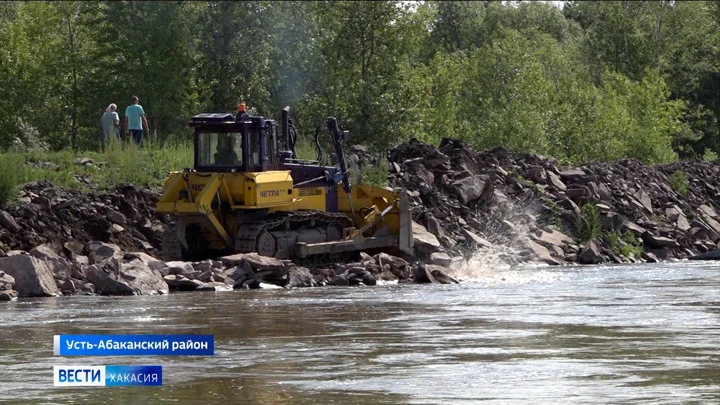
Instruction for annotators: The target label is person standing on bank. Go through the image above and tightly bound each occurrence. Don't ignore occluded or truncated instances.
[124,95,149,145]
[100,103,120,150]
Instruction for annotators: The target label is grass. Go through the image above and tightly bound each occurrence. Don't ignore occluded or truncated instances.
[0,154,27,207]
[0,134,391,206]
[356,160,390,188]
[0,137,193,205]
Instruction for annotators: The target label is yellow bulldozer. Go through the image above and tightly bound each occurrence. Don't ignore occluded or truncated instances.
[156,104,413,265]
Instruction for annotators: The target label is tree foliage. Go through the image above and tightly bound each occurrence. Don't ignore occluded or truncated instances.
[0,0,717,166]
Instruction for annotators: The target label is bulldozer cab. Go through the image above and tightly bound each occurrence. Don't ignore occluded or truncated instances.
[190,110,278,173]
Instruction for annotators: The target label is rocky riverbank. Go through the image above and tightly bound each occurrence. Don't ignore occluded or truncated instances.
[387,138,720,265]
[3,137,720,299]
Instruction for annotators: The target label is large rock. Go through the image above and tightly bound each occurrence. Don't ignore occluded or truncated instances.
[85,259,169,295]
[558,169,587,184]
[451,175,491,205]
[698,212,720,235]
[72,278,95,295]
[344,266,377,286]
[413,263,458,284]
[375,252,410,268]
[621,221,647,238]
[589,182,613,203]
[430,252,453,267]
[412,221,441,256]
[163,275,203,291]
[43,256,73,280]
[165,261,196,278]
[0,255,60,297]
[86,241,124,264]
[124,251,160,265]
[227,263,254,283]
[526,165,547,184]
[641,251,660,263]
[633,189,653,214]
[426,264,459,284]
[192,259,223,273]
[698,204,717,219]
[0,290,18,301]
[373,253,412,280]
[462,229,494,248]
[533,229,574,249]
[566,186,592,203]
[29,244,61,260]
[285,266,316,288]
[195,282,233,292]
[546,171,567,191]
[527,240,563,265]
[105,210,127,225]
[0,211,21,233]
[578,239,603,264]
[63,241,85,256]
[0,271,15,291]
[689,250,720,260]
[666,206,691,231]
[643,234,680,248]
[220,252,285,270]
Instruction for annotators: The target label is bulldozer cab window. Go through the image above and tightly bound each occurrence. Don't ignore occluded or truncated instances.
[246,126,275,171]
[248,130,261,169]
[197,132,242,169]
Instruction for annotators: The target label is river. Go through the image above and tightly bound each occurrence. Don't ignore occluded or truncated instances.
[1,261,719,404]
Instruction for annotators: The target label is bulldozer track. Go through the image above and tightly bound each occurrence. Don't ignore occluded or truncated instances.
[161,211,356,266]
[235,210,354,267]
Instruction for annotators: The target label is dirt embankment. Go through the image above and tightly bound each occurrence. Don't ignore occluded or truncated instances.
[2,138,720,299]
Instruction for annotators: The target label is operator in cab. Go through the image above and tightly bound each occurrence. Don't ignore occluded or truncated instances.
[214,134,239,166]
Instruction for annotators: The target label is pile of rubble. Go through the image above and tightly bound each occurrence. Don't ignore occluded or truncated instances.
[0,180,167,256]
[387,137,720,266]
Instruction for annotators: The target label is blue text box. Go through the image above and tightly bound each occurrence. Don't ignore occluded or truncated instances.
[54,334,214,356]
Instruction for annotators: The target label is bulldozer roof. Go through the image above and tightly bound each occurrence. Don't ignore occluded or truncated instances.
[189,113,236,126]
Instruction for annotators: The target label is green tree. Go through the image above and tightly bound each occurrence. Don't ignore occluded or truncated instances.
[88,1,197,140]
[297,1,427,151]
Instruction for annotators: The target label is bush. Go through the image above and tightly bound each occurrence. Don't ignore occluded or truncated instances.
[357,160,390,188]
[575,202,602,242]
[703,148,718,161]
[607,230,643,258]
[667,170,691,196]
[540,196,562,228]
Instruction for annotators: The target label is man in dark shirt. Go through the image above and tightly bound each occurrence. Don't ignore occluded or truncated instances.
[214,135,238,165]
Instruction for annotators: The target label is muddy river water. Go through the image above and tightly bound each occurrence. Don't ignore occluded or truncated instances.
[1,261,719,404]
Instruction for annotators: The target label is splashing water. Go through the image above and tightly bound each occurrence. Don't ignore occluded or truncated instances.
[447,193,559,283]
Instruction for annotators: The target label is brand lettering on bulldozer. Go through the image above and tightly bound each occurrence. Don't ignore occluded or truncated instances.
[259,190,280,198]
[191,184,204,191]
[299,188,322,197]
